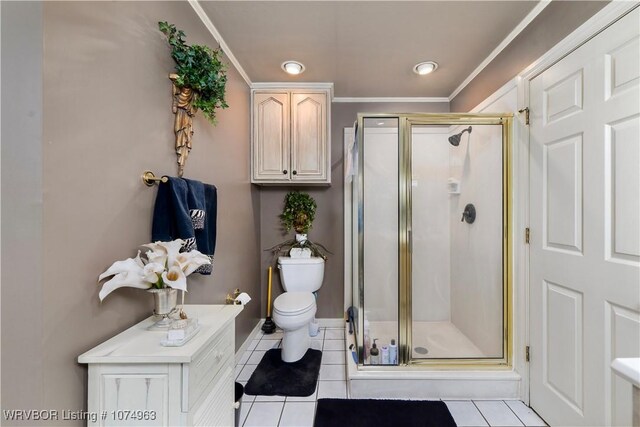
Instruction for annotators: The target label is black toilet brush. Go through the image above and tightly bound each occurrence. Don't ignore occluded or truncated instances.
[261,266,276,334]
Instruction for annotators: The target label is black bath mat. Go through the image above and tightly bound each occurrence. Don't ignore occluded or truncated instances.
[244,348,322,397]
[314,398,457,427]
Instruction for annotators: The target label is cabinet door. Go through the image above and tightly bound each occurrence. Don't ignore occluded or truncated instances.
[253,92,290,181]
[291,92,328,182]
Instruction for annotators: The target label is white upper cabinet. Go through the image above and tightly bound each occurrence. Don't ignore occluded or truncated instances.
[252,86,331,185]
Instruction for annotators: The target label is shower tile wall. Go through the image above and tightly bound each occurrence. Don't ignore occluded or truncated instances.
[411,129,451,322]
[449,124,504,357]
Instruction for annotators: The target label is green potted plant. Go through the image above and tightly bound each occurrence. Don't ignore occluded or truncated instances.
[159,21,229,176]
[267,191,330,262]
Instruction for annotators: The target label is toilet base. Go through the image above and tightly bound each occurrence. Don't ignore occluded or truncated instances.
[281,325,310,363]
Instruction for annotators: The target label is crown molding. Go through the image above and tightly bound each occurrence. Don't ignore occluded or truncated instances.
[448,0,551,101]
[519,1,639,81]
[251,82,334,99]
[333,97,449,103]
[189,0,252,87]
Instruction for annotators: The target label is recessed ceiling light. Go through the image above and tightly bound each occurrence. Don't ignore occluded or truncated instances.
[282,61,305,75]
[413,61,438,75]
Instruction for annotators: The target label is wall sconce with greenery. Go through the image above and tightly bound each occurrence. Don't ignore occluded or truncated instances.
[159,21,228,176]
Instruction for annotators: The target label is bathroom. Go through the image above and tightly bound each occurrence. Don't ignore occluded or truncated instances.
[2,1,639,427]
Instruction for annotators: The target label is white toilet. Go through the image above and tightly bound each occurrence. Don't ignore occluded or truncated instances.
[273,256,325,363]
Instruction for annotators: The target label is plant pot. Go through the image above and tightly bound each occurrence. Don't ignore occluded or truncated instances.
[149,288,178,316]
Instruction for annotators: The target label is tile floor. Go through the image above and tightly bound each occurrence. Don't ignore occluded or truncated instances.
[235,327,546,427]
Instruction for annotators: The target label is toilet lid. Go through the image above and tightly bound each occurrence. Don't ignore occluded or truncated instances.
[273,292,315,315]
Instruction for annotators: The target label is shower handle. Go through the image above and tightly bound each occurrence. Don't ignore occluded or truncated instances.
[408,229,412,253]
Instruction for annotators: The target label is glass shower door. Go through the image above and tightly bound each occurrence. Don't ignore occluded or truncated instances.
[409,121,508,363]
[359,117,400,365]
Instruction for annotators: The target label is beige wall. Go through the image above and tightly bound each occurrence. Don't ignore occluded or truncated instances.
[259,102,449,319]
[2,1,260,422]
[450,1,608,112]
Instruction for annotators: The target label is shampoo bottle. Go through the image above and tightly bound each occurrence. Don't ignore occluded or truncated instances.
[369,339,380,364]
[389,339,398,365]
[363,319,371,359]
[381,345,390,364]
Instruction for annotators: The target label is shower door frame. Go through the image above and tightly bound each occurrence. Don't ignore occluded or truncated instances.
[355,113,514,370]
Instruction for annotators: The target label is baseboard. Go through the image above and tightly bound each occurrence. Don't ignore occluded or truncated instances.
[235,319,264,364]
[317,318,346,328]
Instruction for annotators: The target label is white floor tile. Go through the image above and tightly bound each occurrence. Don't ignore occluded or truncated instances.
[323,340,345,351]
[445,401,488,426]
[263,331,284,340]
[256,339,281,351]
[321,350,345,365]
[239,400,252,426]
[248,350,267,365]
[324,329,345,340]
[505,401,547,426]
[311,329,325,340]
[237,364,258,382]
[317,380,347,399]
[278,402,316,427]
[235,364,244,379]
[238,350,252,365]
[243,402,284,427]
[254,394,286,402]
[285,383,318,402]
[474,401,523,426]
[319,364,346,381]
[247,339,260,351]
[310,339,323,350]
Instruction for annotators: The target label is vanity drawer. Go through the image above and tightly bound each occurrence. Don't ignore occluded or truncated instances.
[188,327,233,406]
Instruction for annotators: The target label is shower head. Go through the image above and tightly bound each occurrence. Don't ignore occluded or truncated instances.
[448,126,473,146]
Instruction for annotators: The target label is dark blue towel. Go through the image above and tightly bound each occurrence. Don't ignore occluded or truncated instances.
[152,177,217,275]
[151,177,195,248]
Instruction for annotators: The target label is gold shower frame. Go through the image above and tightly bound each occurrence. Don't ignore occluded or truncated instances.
[355,113,513,370]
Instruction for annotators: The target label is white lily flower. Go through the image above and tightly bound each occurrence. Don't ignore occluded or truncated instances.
[176,250,212,276]
[98,252,144,281]
[142,262,164,284]
[144,240,184,269]
[161,266,188,292]
[99,271,151,301]
[145,250,167,267]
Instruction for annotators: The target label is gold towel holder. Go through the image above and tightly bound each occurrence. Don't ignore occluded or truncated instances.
[142,170,169,187]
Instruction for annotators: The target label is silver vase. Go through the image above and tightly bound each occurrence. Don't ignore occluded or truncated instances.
[148,288,178,329]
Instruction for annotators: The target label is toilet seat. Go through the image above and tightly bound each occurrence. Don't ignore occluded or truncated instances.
[273,292,315,316]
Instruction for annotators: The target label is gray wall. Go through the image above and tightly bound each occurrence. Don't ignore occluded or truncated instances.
[2,1,260,422]
[259,102,449,319]
[451,1,608,112]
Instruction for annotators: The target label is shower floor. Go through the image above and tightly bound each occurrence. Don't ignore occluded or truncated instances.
[367,320,484,359]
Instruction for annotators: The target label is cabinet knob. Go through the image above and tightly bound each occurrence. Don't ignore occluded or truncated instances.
[283,170,287,175]
[292,170,297,175]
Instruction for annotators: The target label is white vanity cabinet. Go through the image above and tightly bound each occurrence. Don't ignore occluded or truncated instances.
[78,305,243,427]
[251,85,331,185]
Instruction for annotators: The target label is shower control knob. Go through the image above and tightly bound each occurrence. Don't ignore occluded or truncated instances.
[283,170,287,175]
[461,203,476,224]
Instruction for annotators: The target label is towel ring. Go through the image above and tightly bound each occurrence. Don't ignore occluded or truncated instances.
[142,170,168,187]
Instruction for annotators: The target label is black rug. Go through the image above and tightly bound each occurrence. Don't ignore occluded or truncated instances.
[244,348,322,397]
[314,398,457,427]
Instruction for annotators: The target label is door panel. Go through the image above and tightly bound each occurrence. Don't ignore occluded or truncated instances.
[530,8,639,426]
[291,92,327,181]
[253,92,290,181]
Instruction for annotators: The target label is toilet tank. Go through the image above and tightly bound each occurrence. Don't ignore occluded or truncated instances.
[277,257,325,292]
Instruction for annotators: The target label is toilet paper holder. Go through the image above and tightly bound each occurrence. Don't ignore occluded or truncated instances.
[226,289,241,305]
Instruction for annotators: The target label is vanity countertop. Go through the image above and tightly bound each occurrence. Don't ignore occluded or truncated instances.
[78,304,243,364]
[611,358,640,388]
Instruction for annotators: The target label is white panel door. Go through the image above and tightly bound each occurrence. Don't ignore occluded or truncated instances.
[291,92,327,181]
[252,92,290,181]
[530,8,640,426]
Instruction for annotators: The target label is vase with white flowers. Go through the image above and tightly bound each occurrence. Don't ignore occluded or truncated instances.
[98,239,211,327]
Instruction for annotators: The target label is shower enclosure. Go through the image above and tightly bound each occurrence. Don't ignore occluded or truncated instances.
[348,113,513,369]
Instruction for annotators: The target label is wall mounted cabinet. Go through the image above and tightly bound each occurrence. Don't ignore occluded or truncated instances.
[251,85,331,185]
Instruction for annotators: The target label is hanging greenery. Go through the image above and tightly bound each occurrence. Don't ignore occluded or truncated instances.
[159,21,228,124]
